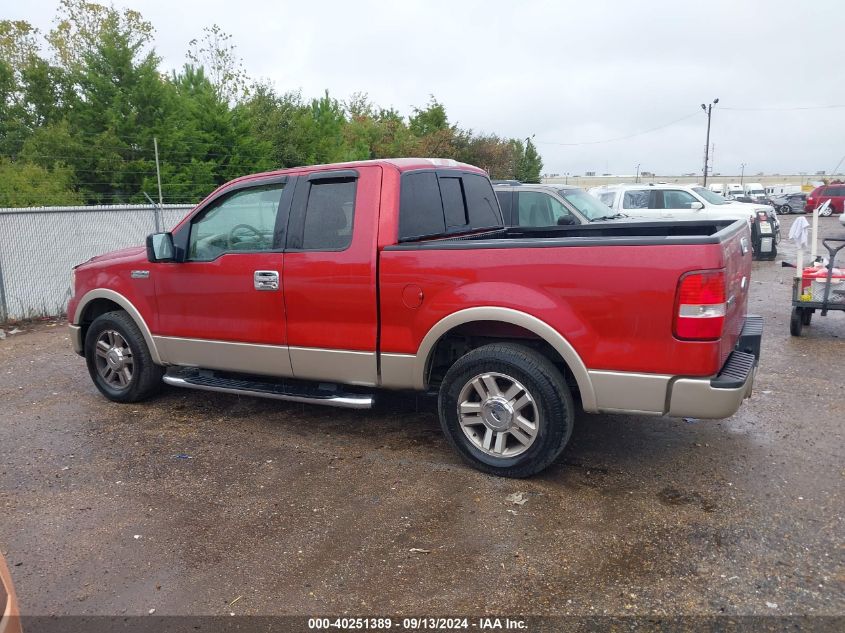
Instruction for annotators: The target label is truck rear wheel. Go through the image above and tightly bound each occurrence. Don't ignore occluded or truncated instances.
[84,311,164,403]
[438,343,574,478]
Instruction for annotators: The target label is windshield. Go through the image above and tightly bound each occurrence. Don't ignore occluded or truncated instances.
[693,187,729,205]
[557,188,614,220]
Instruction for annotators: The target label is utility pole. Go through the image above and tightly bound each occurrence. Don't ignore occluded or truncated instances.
[700,98,719,186]
[740,163,746,186]
[635,163,641,183]
[153,137,164,232]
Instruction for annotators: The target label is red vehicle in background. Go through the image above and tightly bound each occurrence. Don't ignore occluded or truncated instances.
[67,158,761,477]
[805,183,845,215]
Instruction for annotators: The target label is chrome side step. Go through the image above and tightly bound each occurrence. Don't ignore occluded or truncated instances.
[163,369,374,409]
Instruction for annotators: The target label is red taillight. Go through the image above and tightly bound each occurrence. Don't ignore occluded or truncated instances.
[674,270,727,340]
[808,196,815,205]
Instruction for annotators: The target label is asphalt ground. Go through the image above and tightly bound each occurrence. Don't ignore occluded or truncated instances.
[0,214,843,627]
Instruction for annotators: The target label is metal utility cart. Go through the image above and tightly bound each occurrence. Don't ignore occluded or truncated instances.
[790,237,845,336]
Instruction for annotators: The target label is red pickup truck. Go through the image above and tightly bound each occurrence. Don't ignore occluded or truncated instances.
[68,158,762,477]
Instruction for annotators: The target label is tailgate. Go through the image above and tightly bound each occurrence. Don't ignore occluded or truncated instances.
[719,223,753,366]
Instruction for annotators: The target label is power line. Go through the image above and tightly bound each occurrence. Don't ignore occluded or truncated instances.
[720,104,845,111]
[537,112,700,146]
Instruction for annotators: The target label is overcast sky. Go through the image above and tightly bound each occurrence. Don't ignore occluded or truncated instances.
[10,0,845,176]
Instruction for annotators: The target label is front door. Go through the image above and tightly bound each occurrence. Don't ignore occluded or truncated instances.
[152,179,293,375]
[660,189,707,220]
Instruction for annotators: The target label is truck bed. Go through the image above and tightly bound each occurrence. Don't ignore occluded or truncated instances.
[399,218,744,248]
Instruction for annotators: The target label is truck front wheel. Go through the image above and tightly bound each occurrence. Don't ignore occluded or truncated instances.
[84,311,164,403]
[438,343,574,478]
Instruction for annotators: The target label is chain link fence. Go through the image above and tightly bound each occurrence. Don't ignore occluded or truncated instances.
[0,204,193,322]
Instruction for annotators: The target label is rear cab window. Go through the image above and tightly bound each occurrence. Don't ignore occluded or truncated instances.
[398,170,503,241]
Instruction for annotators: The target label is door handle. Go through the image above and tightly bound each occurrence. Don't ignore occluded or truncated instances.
[254,270,279,291]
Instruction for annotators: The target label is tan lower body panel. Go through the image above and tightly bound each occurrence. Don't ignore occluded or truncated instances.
[153,336,294,378]
[69,325,83,354]
[152,337,377,385]
[379,353,417,389]
[588,370,672,415]
[289,347,378,387]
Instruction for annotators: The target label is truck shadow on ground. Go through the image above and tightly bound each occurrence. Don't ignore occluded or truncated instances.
[146,384,749,498]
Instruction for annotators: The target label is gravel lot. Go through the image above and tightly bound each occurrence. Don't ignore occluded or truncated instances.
[1,215,843,623]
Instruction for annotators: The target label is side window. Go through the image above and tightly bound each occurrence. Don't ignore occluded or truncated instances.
[301,179,356,250]
[517,191,571,227]
[622,190,653,209]
[598,192,616,206]
[188,184,284,261]
[462,173,502,228]
[662,190,699,208]
[439,176,467,227]
[399,172,446,240]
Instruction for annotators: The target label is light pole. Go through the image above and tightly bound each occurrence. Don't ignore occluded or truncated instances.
[701,98,719,186]
[740,163,746,186]
[635,163,641,183]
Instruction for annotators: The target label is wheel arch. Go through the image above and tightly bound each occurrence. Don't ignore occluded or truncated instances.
[415,307,597,412]
[73,289,163,364]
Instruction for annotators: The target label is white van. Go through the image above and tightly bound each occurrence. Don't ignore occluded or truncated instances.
[726,184,744,199]
[709,183,725,195]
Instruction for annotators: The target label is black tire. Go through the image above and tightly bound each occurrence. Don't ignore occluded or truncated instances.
[790,307,804,337]
[802,309,813,326]
[84,310,164,403]
[781,204,792,214]
[438,343,574,478]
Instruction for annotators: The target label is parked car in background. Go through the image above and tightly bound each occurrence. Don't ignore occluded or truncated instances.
[493,182,619,227]
[1,552,21,633]
[66,158,761,477]
[805,184,845,215]
[588,183,780,258]
[709,183,726,195]
[588,183,779,228]
[770,192,807,214]
[726,184,745,199]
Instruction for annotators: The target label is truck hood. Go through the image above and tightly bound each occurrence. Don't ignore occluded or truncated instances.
[77,245,146,268]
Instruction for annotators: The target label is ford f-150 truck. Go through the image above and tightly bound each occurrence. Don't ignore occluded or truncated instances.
[68,158,762,477]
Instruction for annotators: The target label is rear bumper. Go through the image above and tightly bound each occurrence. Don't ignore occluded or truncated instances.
[667,315,763,419]
[69,324,83,356]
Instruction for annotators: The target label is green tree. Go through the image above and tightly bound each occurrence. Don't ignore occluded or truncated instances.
[0,158,82,207]
[513,137,543,183]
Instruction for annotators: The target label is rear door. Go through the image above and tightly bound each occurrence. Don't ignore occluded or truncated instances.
[621,188,663,219]
[282,166,382,386]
